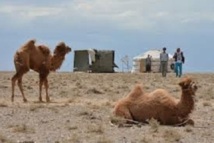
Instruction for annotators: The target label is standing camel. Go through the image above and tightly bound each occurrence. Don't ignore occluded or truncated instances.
[11,39,71,102]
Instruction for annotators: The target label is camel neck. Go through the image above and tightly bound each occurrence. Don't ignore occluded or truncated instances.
[177,90,195,117]
[50,54,65,71]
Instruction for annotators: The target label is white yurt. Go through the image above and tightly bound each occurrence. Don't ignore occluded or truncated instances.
[131,50,174,73]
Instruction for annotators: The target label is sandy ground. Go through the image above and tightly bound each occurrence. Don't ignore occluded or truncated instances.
[0,71,214,143]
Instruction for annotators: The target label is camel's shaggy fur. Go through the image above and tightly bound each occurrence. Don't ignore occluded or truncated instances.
[12,39,71,102]
[113,77,198,125]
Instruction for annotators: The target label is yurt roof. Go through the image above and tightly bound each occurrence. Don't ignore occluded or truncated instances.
[133,50,173,60]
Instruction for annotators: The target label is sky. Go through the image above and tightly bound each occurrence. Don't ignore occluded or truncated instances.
[0,0,214,73]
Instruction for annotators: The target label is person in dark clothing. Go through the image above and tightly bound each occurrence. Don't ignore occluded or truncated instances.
[145,54,152,72]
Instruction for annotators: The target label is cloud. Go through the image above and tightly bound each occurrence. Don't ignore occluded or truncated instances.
[1,0,214,32]
[0,5,62,20]
[0,0,214,38]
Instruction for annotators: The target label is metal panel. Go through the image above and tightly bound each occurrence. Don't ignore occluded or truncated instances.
[92,50,115,73]
[73,50,89,72]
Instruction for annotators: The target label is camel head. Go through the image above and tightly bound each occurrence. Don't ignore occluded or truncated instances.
[179,77,198,95]
[53,42,71,56]
[50,42,72,71]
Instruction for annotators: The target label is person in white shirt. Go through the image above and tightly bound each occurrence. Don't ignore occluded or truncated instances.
[160,47,169,77]
[173,48,185,77]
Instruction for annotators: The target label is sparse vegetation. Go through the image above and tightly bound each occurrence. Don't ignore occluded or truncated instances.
[163,129,181,142]
[139,136,153,143]
[0,102,8,107]
[148,118,160,133]
[78,110,92,116]
[185,125,193,133]
[0,72,214,142]
[203,101,212,107]
[66,98,77,103]
[47,106,59,113]
[97,136,113,143]
[87,124,104,134]
[66,125,78,131]
[0,133,14,143]
[29,104,45,112]
[61,133,81,143]
[8,124,35,134]
[110,115,126,125]
[59,90,68,97]
[87,87,103,94]
[205,87,214,100]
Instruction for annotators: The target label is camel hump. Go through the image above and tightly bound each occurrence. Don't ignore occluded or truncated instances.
[38,45,51,56]
[25,39,36,46]
[22,39,36,51]
[28,39,36,44]
[128,84,144,98]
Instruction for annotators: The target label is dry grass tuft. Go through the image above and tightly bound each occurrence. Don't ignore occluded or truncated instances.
[18,141,34,143]
[101,101,114,107]
[97,136,113,143]
[47,106,59,113]
[59,90,68,97]
[66,97,77,104]
[185,125,193,133]
[0,133,14,143]
[110,115,126,125]
[29,104,45,112]
[203,87,214,100]
[163,129,181,142]
[203,102,212,107]
[0,102,8,107]
[139,136,153,143]
[87,123,104,134]
[87,87,103,94]
[148,118,160,133]
[60,133,81,143]
[78,110,92,116]
[66,125,78,131]
[8,124,35,134]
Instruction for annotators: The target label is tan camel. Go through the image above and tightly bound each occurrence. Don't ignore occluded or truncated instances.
[11,39,71,102]
[113,77,198,125]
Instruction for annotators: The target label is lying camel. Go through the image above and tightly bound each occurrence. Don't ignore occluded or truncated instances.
[11,39,71,102]
[113,77,198,125]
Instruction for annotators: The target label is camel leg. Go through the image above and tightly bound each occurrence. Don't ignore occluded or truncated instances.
[11,73,18,102]
[12,51,30,102]
[39,77,44,102]
[17,76,27,102]
[177,118,195,126]
[44,78,50,102]
[12,72,27,102]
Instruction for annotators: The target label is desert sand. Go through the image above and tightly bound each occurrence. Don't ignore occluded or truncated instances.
[0,71,214,143]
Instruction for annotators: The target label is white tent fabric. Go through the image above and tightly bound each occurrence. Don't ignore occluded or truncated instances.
[88,48,96,65]
[133,50,173,60]
[132,50,174,73]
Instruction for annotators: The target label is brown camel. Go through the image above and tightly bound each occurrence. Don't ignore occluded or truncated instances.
[11,39,71,102]
[113,77,198,125]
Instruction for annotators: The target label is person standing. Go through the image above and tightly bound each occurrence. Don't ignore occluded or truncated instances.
[145,54,152,72]
[160,47,169,77]
[173,48,185,77]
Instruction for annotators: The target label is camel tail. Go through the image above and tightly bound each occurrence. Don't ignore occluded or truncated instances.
[128,84,144,98]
